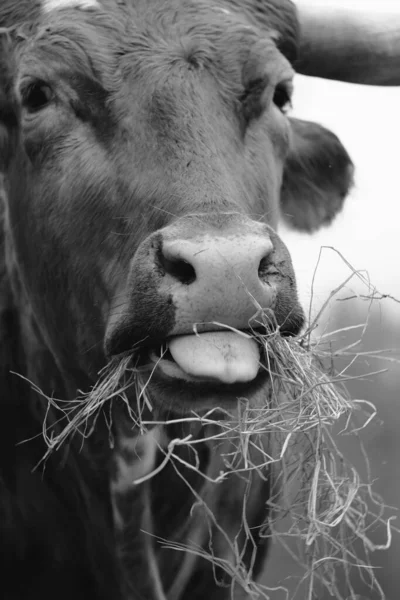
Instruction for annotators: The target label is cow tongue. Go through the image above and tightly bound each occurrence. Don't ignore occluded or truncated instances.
[167,332,260,384]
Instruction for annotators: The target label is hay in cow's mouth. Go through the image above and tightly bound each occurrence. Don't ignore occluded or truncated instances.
[35,259,398,600]
[35,328,395,599]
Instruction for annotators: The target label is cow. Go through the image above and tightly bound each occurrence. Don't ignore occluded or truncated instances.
[1,1,399,599]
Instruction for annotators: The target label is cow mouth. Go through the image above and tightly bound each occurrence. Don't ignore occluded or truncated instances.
[146,331,263,386]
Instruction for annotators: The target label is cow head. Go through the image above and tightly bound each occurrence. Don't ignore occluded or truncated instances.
[0,0,354,415]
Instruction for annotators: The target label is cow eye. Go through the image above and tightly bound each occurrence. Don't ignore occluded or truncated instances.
[273,82,292,114]
[21,81,53,113]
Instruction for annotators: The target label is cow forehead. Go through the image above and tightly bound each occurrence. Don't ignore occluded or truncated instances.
[39,0,261,41]
[25,2,288,95]
[41,0,99,12]
[36,0,280,66]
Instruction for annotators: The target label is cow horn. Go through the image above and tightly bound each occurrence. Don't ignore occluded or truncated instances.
[295,3,400,86]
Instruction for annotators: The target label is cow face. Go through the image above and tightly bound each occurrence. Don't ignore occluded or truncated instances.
[0,0,353,412]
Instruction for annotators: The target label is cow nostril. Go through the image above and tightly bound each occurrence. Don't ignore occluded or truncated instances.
[258,255,277,280]
[160,254,196,285]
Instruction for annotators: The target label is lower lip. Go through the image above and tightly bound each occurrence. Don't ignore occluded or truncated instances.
[141,350,270,413]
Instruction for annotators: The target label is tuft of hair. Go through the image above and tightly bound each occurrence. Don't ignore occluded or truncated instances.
[41,0,99,14]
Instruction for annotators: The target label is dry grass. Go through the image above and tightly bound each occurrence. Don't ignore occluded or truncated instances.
[36,247,399,600]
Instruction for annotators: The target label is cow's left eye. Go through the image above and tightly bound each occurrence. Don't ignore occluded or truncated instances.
[273,82,292,114]
[21,81,53,114]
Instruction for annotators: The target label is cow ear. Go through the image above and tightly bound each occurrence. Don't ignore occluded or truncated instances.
[0,28,18,173]
[280,117,354,232]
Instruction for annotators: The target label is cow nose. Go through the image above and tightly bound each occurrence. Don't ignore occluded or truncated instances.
[161,236,273,286]
[105,223,305,361]
[159,233,276,335]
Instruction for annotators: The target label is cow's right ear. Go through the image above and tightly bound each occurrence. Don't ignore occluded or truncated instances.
[0,29,18,173]
[280,118,354,232]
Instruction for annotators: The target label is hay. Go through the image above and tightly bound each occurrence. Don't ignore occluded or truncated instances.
[36,249,399,600]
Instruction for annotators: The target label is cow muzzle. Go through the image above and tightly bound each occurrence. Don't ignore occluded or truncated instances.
[105,216,304,387]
